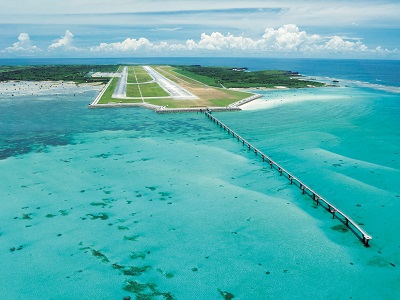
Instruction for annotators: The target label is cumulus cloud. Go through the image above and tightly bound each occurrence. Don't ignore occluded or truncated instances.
[48,30,77,51]
[2,25,396,58]
[90,37,154,53]
[182,25,371,53]
[88,24,395,57]
[2,33,41,53]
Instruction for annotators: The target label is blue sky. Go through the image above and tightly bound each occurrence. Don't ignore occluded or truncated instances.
[0,0,399,59]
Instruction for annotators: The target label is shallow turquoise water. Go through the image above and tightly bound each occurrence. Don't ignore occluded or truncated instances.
[0,85,399,299]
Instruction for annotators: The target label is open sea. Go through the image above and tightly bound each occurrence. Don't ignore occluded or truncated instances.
[0,58,399,299]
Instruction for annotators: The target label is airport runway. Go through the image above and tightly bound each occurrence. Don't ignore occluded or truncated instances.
[112,66,127,98]
[143,66,198,99]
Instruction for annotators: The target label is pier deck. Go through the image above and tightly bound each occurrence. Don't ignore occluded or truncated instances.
[204,110,372,246]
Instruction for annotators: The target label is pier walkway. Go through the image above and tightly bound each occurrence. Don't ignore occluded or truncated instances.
[204,110,372,246]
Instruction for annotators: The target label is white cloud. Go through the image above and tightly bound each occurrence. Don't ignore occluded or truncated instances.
[86,24,398,58]
[2,25,397,58]
[90,37,154,53]
[323,36,368,52]
[2,33,41,53]
[182,24,396,56]
[48,30,77,51]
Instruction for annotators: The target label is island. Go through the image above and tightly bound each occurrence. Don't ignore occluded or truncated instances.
[91,65,325,112]
[0,64,325,112]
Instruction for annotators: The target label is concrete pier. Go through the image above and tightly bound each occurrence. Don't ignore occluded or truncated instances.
[204,111,372,246]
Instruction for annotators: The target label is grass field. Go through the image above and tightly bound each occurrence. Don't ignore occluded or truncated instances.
[145,98,207,108]
[171,69,217,86]
[126,84,141,97]
[110,98,142,104]
[140,82,169,97]
[96,65,255,108]
[173,66,325,88]
[153,66,252,105]
[97,77,119,104]
[156,67,204,87]
[135,69,153,83]
[126,82,168,98]
[127,66,153,83]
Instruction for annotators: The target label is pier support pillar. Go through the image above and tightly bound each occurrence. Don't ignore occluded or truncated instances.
[204,112,372,247]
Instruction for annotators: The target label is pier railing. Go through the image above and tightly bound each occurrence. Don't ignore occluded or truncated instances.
[204,110,372,246]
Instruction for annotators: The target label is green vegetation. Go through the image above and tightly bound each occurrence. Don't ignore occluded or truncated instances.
[161,69,204,86]
[145,98,202,108]
[127,66,153,83]
[174,66,324,88]
[208,89,253,106]
[98,79,144,104]
[126,84,141,97]
[0,65,118,84]
[140,82,169,97]
[98,77,119,104]
[135,71,153,83]
[126,82,168,98]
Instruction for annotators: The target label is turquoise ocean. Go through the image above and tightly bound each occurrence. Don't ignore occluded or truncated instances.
[0,58,399,299]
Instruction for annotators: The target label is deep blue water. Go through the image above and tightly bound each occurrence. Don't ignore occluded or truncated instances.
[1,57,399,87]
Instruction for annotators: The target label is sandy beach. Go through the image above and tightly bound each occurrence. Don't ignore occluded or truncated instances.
[240,89,346,110]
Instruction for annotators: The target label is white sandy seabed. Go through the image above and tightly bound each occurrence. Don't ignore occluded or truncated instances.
[0,80,102,97]
[241,88,346,110]
[0,81,399,299]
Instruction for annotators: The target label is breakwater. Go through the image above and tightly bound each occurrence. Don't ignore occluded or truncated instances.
[204,110,372,246]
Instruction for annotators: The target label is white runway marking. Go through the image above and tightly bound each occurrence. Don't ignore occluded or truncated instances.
[143,66,198,100]
[112,66,127,98]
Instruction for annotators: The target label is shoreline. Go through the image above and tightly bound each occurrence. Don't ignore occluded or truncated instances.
[0,80,103,97]
[240,88,346,110]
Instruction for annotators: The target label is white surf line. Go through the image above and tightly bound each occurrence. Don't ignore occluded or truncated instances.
[143,66,199,100]
[112,66,127,98]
